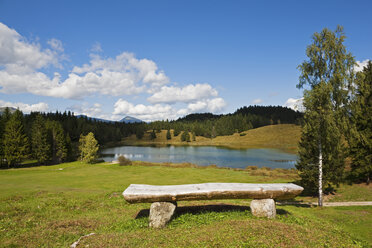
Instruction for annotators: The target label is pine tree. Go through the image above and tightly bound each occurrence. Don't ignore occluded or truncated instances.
[166,129,171,140]
[0,108,12,167]
[79,132,99,163]
[31,115,50,164]
[136,125,144,139]
[150,129,156,140]
[3,110,29,167]
[349,61,372,184]
[296,26,355,206]
[173,125,182,137]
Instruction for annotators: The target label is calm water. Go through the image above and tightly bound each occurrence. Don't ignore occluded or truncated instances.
[100,145,297,169]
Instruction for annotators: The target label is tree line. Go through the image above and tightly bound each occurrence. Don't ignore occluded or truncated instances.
[146,105,303,139]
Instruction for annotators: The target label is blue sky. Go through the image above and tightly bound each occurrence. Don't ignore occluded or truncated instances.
[0,0,371,121]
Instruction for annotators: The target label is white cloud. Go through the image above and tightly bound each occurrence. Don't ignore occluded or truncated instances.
[355,60,370,72]
[0,22,61,72]
[148,83,218,104]
[69,102,114,120]
[0,100,49,113]
[47,38,64,52]
[113,97,226,122]
[72,52,169,88]
[187,98,226,113]
[284,97,304,112]
[0,30,169,99]
[252,99,263,104]
[91,42,103,53]
[113,99,175,122]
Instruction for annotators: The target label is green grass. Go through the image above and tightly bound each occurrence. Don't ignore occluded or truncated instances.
[121,124,301,153]
[0,162,371,247]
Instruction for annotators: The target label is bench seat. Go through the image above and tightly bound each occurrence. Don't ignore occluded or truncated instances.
[123,183,303,203]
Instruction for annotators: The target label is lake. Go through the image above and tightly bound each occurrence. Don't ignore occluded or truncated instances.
[100,145,297,169]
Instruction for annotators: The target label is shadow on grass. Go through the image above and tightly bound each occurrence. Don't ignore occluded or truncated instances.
[135,203,290,219]
[276,200,313,208]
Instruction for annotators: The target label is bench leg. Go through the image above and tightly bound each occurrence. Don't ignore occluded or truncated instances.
[250,199,276,218]
[149,201,177,228]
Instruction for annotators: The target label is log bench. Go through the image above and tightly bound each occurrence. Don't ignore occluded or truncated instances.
[123,183,303,228]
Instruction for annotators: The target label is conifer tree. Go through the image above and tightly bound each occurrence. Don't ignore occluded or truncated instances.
[46,120,67,163]
[3,110,29,167]
[79,132,99,163]
[296,26,355,206]
[166,129,171,140]
[0,108,12,166]
[31,115,50,164]
[150,129,156,140]
[349,61,372,184]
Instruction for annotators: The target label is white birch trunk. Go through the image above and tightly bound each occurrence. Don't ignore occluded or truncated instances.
[318,141,323,207]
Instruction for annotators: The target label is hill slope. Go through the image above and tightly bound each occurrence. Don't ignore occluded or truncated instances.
[122,124,301,153]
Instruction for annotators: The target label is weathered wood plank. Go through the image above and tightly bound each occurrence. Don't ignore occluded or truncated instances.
[123,183,304,203]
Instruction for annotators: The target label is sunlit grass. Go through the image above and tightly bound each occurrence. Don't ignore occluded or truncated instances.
[0,161,370,247]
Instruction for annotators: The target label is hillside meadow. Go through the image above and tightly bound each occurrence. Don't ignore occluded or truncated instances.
[0,161,371,247]
[120,124,301,154]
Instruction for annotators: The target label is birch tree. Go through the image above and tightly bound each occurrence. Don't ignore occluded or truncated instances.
[296,26,355,206]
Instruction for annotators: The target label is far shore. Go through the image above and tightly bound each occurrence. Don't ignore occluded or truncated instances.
[103,124,301,154]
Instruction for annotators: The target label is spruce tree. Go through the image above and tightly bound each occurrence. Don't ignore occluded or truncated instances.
[166,129,171,140]
[3,110,29,167]
[296,26,355,206]
[349,61,372,184]
[46,120,67,163]
[0,108,12,167]
[31,115,50,164]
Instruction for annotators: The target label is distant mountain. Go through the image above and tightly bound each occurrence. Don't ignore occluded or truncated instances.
[0,107,17,115]
[119,116,143,123]
[76,115,114,123]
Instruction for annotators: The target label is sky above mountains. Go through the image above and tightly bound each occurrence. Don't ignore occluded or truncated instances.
[0,0,371,121]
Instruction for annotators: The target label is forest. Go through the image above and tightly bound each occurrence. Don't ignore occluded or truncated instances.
[0,105,302,167]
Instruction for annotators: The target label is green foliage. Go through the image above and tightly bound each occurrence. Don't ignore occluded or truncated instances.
[46,120,68,163]
[31,115,50,164]
[118,155,132,166]
[180,131,190,142]
[173,124,182,136]
[135,125,144,139]
[166,129,171,140]
[79,132,99,163]
[3,110,29,167]
[150,129,156,140]
[191,131,196,141]
[349,61,372,184]
[297,83,345,193]
[296,26,354,194]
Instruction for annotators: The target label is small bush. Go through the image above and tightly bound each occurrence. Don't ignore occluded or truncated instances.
[245,165,258,170]
[239,133,247,136]
[118,155,132,166]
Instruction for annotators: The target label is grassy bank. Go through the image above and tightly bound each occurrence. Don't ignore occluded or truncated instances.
[0,161,371,247]
[120,124,301,154]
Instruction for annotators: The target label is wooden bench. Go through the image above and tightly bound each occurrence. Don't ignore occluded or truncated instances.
[123,183,303,228]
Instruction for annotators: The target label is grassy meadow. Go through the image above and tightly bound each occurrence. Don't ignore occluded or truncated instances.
[120,124,301,154]
[0,161,371,247]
